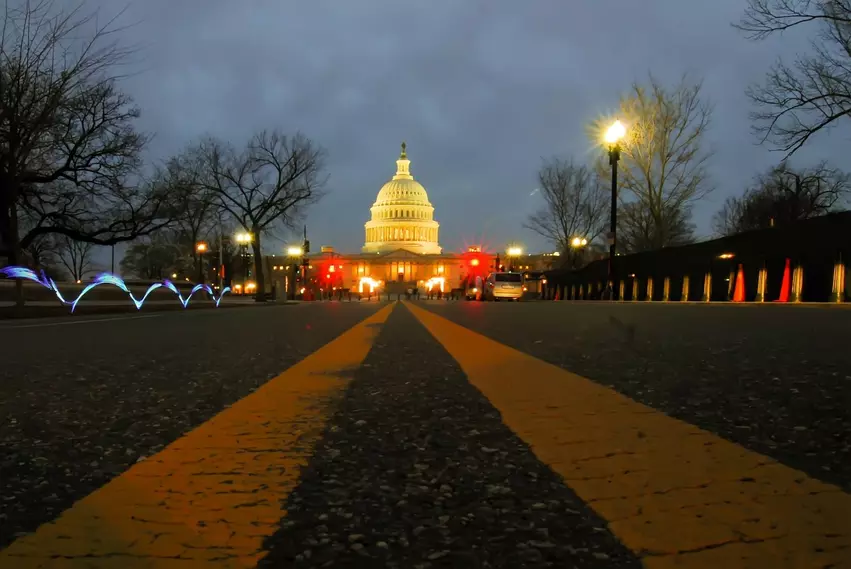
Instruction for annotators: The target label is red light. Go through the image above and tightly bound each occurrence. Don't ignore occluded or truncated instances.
[329,265,335,273]
[326,274,330,279]
[471,258,480,266]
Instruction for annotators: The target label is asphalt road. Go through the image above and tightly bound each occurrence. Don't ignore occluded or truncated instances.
[0,299,849,567]
[0,302,387,548]
[420,301,851,492]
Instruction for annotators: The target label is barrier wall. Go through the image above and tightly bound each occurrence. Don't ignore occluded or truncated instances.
[544,212,851,303]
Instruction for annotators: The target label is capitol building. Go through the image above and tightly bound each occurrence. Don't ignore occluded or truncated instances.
[301,143,491,294]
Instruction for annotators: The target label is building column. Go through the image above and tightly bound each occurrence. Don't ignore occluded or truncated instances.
[791,264,804,303]
[645,277,654,301]
[631,279,638,302]
[830,258,846,303]
[618,280,625,302]
[702,272,712,302]
[662,277,670,301]
[570,285,576,300]
[681,275,690,302]
[755,266,767,302]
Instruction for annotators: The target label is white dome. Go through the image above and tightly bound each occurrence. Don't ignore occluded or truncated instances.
[374,178,431,206]
[363,142,441,255]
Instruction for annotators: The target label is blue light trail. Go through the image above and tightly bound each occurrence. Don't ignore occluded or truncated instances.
[0,267,231,312]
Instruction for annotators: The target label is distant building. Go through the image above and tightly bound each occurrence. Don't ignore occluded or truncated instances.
[264,142,579,298]
[267,143,496,296]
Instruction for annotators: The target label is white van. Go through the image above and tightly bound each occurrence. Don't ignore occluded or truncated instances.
[485,272,524,301]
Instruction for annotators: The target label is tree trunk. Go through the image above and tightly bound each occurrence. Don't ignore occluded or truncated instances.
[8,200,25,309]
[252,233,265,302]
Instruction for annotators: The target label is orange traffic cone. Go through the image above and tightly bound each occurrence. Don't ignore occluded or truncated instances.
[732,264,745,302]
[554,287,560,301]
[776,258,791,302]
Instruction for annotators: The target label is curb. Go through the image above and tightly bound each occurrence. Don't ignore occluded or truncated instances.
[0,301,292,320]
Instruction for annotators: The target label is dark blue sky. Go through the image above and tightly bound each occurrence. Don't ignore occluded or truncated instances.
[80,0,846,264]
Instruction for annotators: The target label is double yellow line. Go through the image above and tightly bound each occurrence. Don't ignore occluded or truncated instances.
[405,303,850,568]
[1,304,394,569]
[2,302,849,568]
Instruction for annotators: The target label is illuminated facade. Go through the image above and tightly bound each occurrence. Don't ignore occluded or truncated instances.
[276,143,496,295]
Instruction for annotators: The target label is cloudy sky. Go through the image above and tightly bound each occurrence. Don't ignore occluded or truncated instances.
[81,0,845,261]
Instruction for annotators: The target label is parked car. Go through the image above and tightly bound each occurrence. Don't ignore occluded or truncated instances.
[484,272,524,301]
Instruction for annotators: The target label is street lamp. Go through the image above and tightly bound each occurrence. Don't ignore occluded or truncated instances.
[507,246,522,271]
[604,119,626,299]
[195,242,208,283]
[570,236,588,248]
[235,232,252,291]
[286,246,304,300]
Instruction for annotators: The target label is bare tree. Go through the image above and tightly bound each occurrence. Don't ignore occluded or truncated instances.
[618,202,695,253]
[120,231,189,280]
[0,1,179,305]
[164,153,218,279]
[195,130,327,302]
[736,0,851,157]
[592,74,710,252]
[524,158,607,268]
[713,161,850,235]
[22,234,57,268]
[56,235,94,281]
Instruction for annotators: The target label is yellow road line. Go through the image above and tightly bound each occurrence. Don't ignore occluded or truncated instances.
[0,304,394,569]
[405,303,851,569]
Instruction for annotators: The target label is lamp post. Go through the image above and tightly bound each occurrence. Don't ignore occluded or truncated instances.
[604,119,626,300]
[195,242,208,283]
[569,236,588,268]
[286,246,303,300]
[507,246,522,272]
[235,232,252,292]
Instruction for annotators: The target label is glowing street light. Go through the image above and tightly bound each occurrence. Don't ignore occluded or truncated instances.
[234,232,252,287]
[506,246,523,272]
[285,246,305,300]
[603,119,627,299]
[604,120,627,145]
[195,242,208,283]
[570,236,588,248]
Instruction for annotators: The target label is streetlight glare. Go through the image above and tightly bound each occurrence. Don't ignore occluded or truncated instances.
[235,232,252,244]
[507,246,522,256]
[287,246,304,256]
[196,242,208,253]
[604,120,626,144]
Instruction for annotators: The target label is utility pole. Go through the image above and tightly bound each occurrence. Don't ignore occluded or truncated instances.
[302,225,310,299]
[218,213,224,290]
